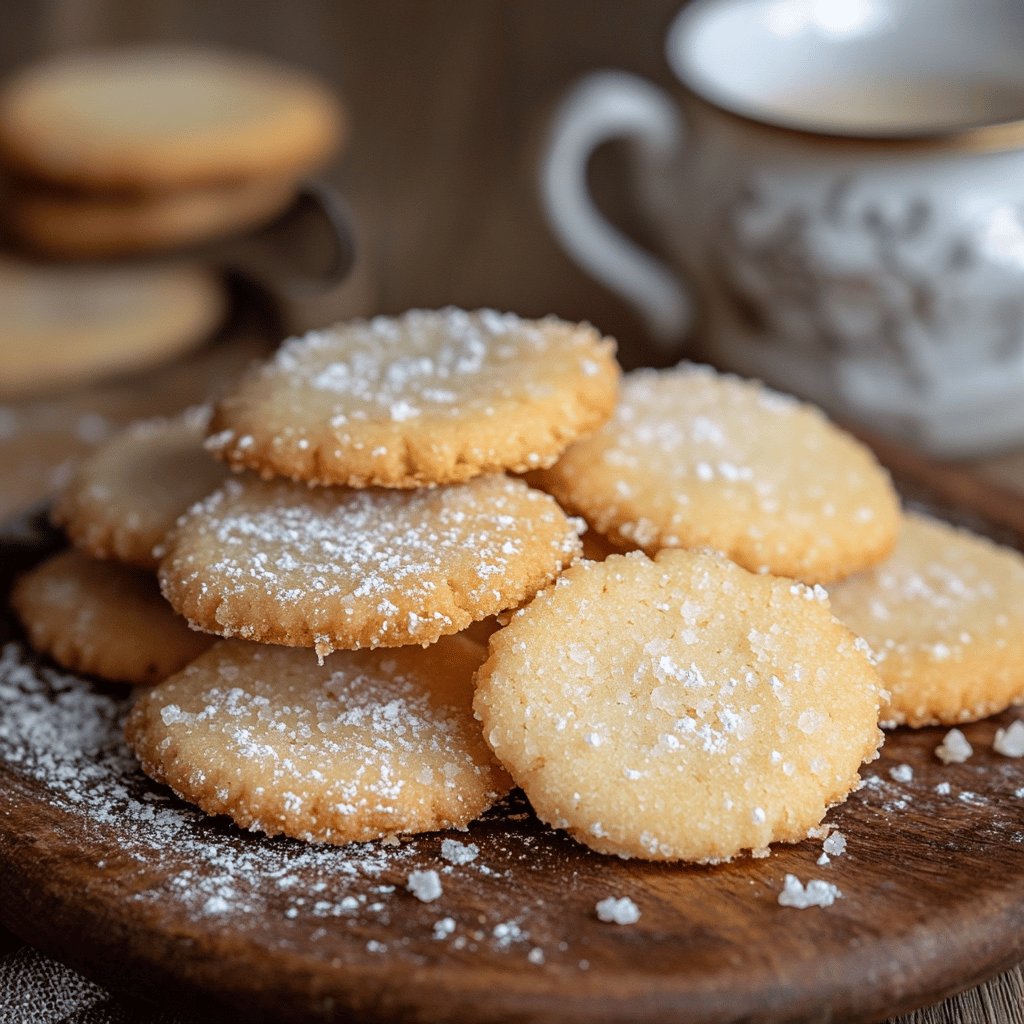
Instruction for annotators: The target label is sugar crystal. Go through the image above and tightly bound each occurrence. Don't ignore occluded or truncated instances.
[406,870,443,903]
[777,874,842,909]
[595,896,641,925]
[993,720,1024,758]
[935,729,973,764]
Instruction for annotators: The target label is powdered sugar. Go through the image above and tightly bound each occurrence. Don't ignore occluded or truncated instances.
[214,309,609,423]
[161,474,581,657]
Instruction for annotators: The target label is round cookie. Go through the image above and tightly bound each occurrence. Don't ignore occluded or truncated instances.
[828,512,1024,727]
[531,364,900,584]
[0,46,342,191]
[474,549,884,863]
[8,177,297,258]
[125,636,511,844]
[11,549,215,685]
[52,408,231,570]
[206,308,620,487]
[0,256,225,398]
[159,474,582,658]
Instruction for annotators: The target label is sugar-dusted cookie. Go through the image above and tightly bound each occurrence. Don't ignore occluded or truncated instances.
[159,474,582,658]
[126,636,511,844]
[9,177,296,258]
[11,549,214,685]
[0,256,225,398]
[0,47,342,191]
[531,364,899,584]
[474,549,884,863]
[206,308,620,487]
[828,512,1024,727]
[52,408,230,570]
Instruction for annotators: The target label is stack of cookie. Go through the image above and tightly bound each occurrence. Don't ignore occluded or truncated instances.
[0,46,343,259]
[0,46,344,398]
[12,309,1024,865]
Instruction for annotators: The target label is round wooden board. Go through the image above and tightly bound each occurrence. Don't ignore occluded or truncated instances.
[1,533,1023,1024]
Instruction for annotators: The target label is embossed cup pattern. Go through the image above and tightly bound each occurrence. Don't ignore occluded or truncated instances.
[540,0,1024,456]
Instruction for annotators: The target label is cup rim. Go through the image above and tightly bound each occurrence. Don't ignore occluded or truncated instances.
[665,0,1024,149]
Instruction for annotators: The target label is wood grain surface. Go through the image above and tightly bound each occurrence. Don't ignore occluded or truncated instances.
[1,464,1023,1024]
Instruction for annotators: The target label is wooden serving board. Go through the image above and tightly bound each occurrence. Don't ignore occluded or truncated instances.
[1,463,1024,1024]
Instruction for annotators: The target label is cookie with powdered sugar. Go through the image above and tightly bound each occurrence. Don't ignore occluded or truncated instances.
[12,549,215,685]
[474,549,884,863]
[126,636,511,844]
[159,473,582,658]
[52,408,230,570]
[531,365,900,584]
[829,512,1024,727]
[206,308,619,487]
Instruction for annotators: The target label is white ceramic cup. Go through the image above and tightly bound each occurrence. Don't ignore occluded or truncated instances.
[541,0,1024,456]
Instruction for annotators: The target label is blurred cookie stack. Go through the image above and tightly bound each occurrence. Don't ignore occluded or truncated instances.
[0,46,345,521]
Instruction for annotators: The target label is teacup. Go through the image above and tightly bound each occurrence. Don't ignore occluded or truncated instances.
[540,0,1024,456]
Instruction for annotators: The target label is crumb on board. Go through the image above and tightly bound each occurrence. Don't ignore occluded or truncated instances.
[993,720,1024,758]
[777,874,842,909]
[406,869,443,903]
[935,728,973,764]
[595,896,641,925]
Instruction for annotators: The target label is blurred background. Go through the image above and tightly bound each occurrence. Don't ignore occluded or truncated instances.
[0,0,688,520]
[0,0,682,342]
[4,0,1024,523]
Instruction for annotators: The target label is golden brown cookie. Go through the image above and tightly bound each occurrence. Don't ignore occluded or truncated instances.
[828,512,1024,727]
[159,474,582,658]
[531,364,899,584]
[206,308,620,487]
[0,256,225,398]
[11,549,214,685]
[8,177,297,258]
[125,636,511,844]
[0,46,342,191]
[474,549,884,863]
[51,408,231,570]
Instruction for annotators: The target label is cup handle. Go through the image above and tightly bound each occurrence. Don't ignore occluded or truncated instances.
[540,70,690,349]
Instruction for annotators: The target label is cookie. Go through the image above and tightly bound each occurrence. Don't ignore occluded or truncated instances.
[159,474,582,658]
[0,46,342,191]
[125,636,511,844]
[531,365,900,584]
[52,408,230,570]
[828,512,1024,727]
[206,308,620,487]
[0,256,225,398]
[8,177,297,258]
[11,549,215,685]
[474,549,884,863]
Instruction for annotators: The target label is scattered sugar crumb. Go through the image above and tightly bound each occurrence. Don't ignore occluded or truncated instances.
[993,720,1024,758]
[822,831,847,857]
[777,874,842,909]
[528,946,545,965]
[935,781,952,796]
[406,870,443,903]
[440,838,479,865]
[935,728,973,764]
[889,764,914,783]
[595,896,641,925]
[433,917,457,939]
